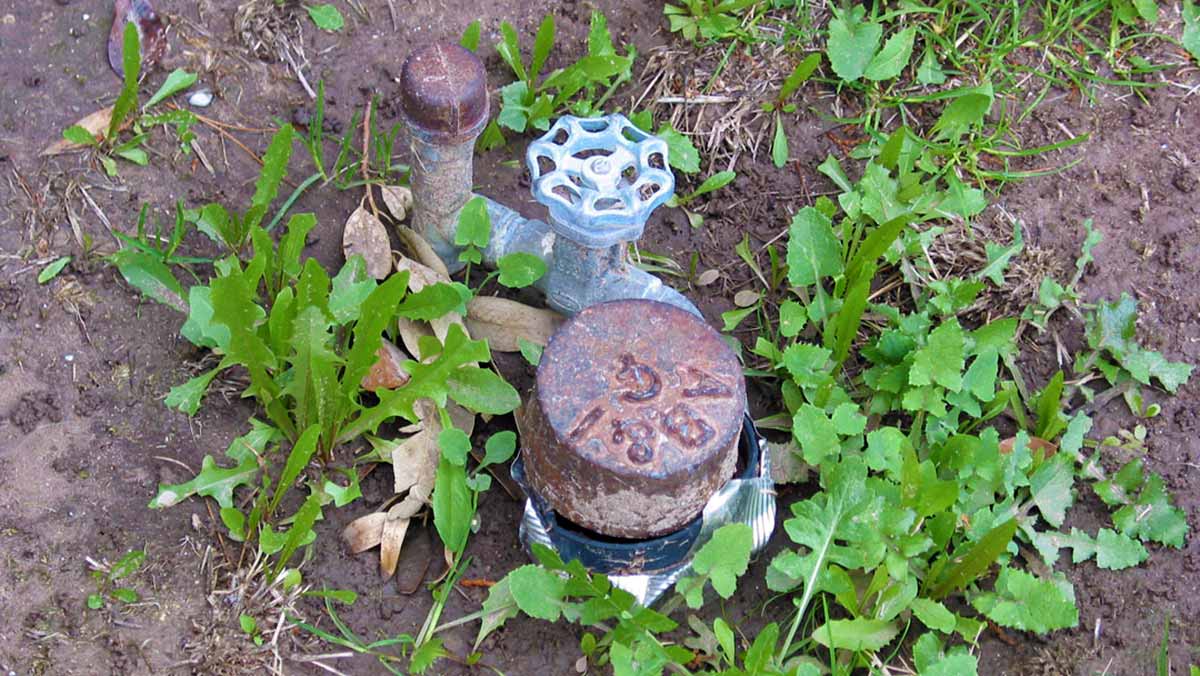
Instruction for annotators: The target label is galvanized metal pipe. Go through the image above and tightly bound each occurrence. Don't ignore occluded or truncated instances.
[399,44,699,318]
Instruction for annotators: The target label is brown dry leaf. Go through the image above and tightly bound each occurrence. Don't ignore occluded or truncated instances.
[343,511,387,554]
[734,289,761,308]
[361,340,411,392]
[695,269,721,286]
[465,296,564,352]
[343,205,393,280]
[999,435,1057,457]
[768,440,810,485]
[447,402,476,438]
[379,515,411,578]
[381,185,414,222]
[395,226,449,278]
[42,107,115,155]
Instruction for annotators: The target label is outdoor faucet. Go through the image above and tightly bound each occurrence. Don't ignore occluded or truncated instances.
[397,41,774,605]
[398,42,698,317]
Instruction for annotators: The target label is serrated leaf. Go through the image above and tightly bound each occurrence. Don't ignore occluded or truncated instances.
[932,83,993,143]
[165,364,225,416]
[1094,528,1148,570]
[507,565,566,621]
[305,4,345,31]
[149,454,258,510]
[245,125,295,233]
[787,207,842,286]
[1111,469,1188,548]
[864,27,915,81]
[911,597,956,633]
[979,222,1024,285]
[1028,454,1074,528]
[826,5,882,82]
[793,404,841,466]
[811,618,898,651]
[690,524,753,601]
[970,568,1078,633]
[909,319,965,392]
[447,366,520,415]
[474,577,518,649]
[656,124,700,174]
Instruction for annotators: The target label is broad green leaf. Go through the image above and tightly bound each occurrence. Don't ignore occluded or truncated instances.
[111,549,146,579]
[447,366,520,414]
[690,524,752,602]
[782,343,831,386]
[909,319,965,392]
[932,82,994,143]
[328,257,376,325]
[1087,293,1137,358]
[826,5,882,82]
[460,20,481,51]
[483,431,518,466]
[786,207,842,286]
[970,568,1078,633]
[111,588,139,603]
[455,196,491,248]
[305,4,345,31]
[793,404,841,466]
[656,124,700,174]
[771,114,788,168]
[180,285,230,350]
[497,252,547,288]
[1027,455,1074,528]
[432,453,472,552]
[864,28,915,81]
[149,454,258,509]
[1121,348,1193,393]
[811,618,898,651]
[1108,465,1188,547]
[1183,0,1200,63]
[779,300,807,338]
[108,248,187,313]
[396,283,465,320]
[145,69,198,109]
[474,577,518,650]
[114,145,149,166]
[38,256,71,284]
[506,565,566,621]
[911,597,956,633]
[1094,528,1148,570]
[439,427,472,466]
[916,48,947,85]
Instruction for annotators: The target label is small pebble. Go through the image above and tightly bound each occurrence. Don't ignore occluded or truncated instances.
[188,88,213,108]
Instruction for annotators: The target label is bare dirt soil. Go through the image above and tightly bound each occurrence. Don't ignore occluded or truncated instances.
[0,1,1197,675]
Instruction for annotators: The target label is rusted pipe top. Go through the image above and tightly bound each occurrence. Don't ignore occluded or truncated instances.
[523,299,746,538]
[399,42,488,143]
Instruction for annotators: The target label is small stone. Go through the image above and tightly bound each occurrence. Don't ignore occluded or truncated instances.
[1172,169,1196,194]
[188,88,213,108]
[361,340,410,392]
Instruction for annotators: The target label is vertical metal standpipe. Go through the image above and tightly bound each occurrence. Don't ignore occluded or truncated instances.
[399,43,489,271]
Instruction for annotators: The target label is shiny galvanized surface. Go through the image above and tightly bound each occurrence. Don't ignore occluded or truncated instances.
[519,436,775,605]
[524,299,746,538]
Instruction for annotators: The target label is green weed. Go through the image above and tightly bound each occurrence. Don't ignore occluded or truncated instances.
[86,549,146,611]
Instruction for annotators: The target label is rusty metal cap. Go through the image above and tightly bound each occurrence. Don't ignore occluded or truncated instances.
[522,299,747,539]
[399,42,488,142]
